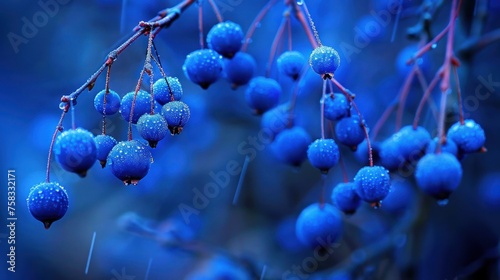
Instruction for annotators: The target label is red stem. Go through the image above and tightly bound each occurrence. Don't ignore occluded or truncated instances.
[339,155,349,183]
[46,111,66,183]
[198,3,205,49]
[412,71,441,129]
[290,1,318,49]
[241,0,279,52]
[320,79,327,139]
[266,11,289,78]
[128,69,146,141]
[395,67,417,132]
[207,0,223,22]
[453,66,464,125]
[287,15,292,51]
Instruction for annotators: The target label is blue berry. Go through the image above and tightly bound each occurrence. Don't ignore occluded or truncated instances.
[295,203,343,247]
[27,182,69,229]
[415,153,462,201]
[309,46,341,78]
[277,51,306,80]
[381,179,415,214]
[396,44,430,78]
[379,135,404,171]
[324,93,350,121]
[354,165,391,205]
[153,77,183,105]
[94,134,117,168]
[307,138,340,173]
[120,90,152,124]
[161,101,190,135]
[245,76,282,114]
[261,103,291,140]
[331,182,361,214]
[224,52,256,88]
[335,116,365,149]
[271,127,311,166]
[107,140,152,185]
[137,113,168,148]
[54,128,97,177]
[447,119,486,153]
[207,21,244,58]
[397,125,431,160]
[355,139,380,165]
[183,49,224,89]
[94,89,121,115]
[425,137,458,156]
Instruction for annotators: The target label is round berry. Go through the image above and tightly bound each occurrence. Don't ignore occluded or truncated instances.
[295,203,343,247]
[183,49,224,89]
[245,76,282,114]
[94,89,121,115]
[425,137,458,156]
[309,46,341,78]
[261,103,291,140]
[271,127,311,166]
[27,182,69,229]
[120,90,152,124]
[324,93,350,121]
[277,51,306,80]
[415,153,462,201]
[335,116,365,149]
[381,179,415,214]
[94,134,117,168]
[331,182,361,214]
[162,101,191,135]
[224,52,256,88]
[379,135,404,171]
[354,139,380,165]
[153,77,183,105]
[54,128,97,177]
[307,138,340,173]
[137,113,169,148]
[107,140,152,185]
[447,119,486,153]
[396,44,430,78]
[354,165,391,205]
[397,125,431,160]
[207,21,244,58]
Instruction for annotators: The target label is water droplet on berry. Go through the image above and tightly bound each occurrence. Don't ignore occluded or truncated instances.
[297,0,304,5]
[431,43,437,49]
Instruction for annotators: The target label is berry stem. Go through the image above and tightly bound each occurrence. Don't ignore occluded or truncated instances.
[452,66,465,125]
[198,2,205,49]
[241,0,279,52]
[414,65,440,122]
[129,69,146,141]
[412,71,441,129]
[207,0,223,23]
[395,66,417,132]
[46,111,66,183]
[150,43,176,101]
[330,78,373,167]
[436,86,448,154]
[320,173,327,207]
[320,79,327,139]
[297,0,322,47]
[287,14,292,51]
[371,99,398,141]
[265,10,290,78]
[102,64,112,135]
[339,155,349,183]
[290,1,318,49]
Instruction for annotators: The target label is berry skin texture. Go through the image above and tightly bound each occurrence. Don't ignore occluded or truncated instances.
[447,119,486,153]
[120,90,152,124]
[54,128,97,177]
[27,182,69,229]
[107,140,152,185]
[277,51,306,80]
[137,113,169,148]
[415,153,462,201]
[261,103,291,140]
[331,182,361,214]
[94,134,117,168]
[309,46,341,78]
[425,137,458,156]
[335,116,365,149]
[295,203,343,248]
[324,93,350,121]
[307,138,340,173]
[271,127,312,167]
[162,101,191,135]
[207,21,244,58]
[183,49,224,89]
[379,135,404,171]
[397,125,431,160]
[153,77,183,105]
[354,165,391,205]
[94,89,121,115]
[224,52,256,88]
[245,76,282,115]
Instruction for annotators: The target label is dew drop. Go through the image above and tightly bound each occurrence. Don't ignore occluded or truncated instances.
[437,199,449,206]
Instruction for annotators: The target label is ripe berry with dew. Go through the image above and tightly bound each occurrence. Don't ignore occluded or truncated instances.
[277,51,306,80]
[162,101,191,135]
[94,89,121,115]
[245,76,282,115]
[224,52,256,89]
[331,182,361,214]
[153,77,183,105]
[397,125,431,160]
[54,128,97,177]
[107,140,153,185]
[137,113,169,148]
[271,126,311,167]
[354,165,391,207]
[307,138,340,173]
[335,116,365,150]
[27,182,69,229]
[415,153,462,204]
[295,203,343,248]
[309,46,341,79]
[207,21,244,58]
[425,137,458,157]
[183,49,224,89]
[120,90,153,124]
[324,93,350,121]
[94,134,117,168]
[447,119,486,154]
